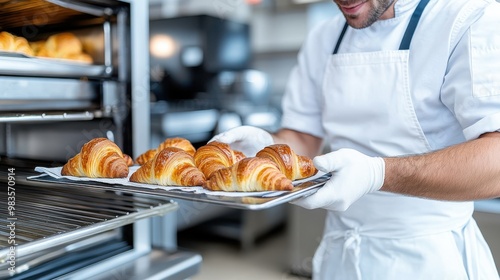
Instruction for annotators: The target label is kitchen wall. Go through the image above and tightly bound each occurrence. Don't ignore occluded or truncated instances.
[250,1,339,108]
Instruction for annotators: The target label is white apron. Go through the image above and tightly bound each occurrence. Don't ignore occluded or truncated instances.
[314,0,499,279]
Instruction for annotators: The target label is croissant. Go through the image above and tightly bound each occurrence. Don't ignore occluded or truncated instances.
[44,32,83,57]
[29,40,46,55]
[64,52,93,64]
[204,157,293,192]
[194,141,246,179]
[130,147,205,186]
[34,32,94,64]
[136,149,157,165]
[256,144,317,180]
[0,31,15,51]
[61,138,129,178]
[14,37,34,56]
[123,154,134,166]
[158,137,196,155]
[135,137,196,165]
[0,31,34,56]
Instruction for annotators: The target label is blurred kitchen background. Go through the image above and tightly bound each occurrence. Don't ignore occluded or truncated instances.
[144,0,500,279]
[147,0,340,146]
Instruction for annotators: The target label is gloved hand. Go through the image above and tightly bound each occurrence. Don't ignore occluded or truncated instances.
[209,125,274,157]
[292,148,385,211]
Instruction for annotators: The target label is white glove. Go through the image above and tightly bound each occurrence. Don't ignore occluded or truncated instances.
[209,125,274,157]
[292,148,385,211]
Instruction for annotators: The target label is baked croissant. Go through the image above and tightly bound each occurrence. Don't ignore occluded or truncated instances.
[61,138,129,178]
[35,32,93,64]
[158,137,196,155]
[135,137,196,165]
[256,144,317,180]
[130,147,205,186]
[123,154,134,167]
[43,32,83,57]
[0,31,15,51]
[29,40,46,55]
[0,31,34,56]
[194,141,246,179]
[204,157,293,192]
[136,149,157,165]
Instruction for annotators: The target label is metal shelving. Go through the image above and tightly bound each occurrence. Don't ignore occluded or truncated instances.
[0,181,178,270]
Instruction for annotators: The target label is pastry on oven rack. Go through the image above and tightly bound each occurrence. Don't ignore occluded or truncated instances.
[130,147,205,186]
[0,31,34,56]
[61,138,129,178]
[35,32,94,64]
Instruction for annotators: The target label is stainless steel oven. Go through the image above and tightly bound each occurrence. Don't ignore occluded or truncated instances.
[0,1,201,279]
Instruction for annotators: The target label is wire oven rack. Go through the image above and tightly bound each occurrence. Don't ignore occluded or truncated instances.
[0,178,178,272]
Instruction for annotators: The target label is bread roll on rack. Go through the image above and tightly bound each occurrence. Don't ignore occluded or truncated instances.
[29,40,46,55]
[35,32,93,64]
[42,32,82,57]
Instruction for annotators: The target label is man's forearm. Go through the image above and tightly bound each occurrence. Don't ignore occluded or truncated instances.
[272,128,323,158]
[382,132,500,200]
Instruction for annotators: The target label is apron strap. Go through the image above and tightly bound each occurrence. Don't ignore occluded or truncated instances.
[313,228,362,279]
[332,0,431,54]
[332,22,349,55]
[399,0,431,50]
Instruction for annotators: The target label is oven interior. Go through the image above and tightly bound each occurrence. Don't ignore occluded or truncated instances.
[1,1,201,279]
[0,0,131,161]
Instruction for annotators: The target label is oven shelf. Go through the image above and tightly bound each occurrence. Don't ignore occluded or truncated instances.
[0,52,111,78]
[0,182,178,269]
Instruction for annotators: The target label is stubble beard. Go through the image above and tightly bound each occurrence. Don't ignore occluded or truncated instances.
[339,0,396,29]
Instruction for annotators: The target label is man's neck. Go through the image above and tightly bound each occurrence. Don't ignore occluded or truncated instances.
[379,0,398,20]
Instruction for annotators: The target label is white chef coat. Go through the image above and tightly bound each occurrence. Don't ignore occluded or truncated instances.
[281,0,500,279]
[282,0,500,145]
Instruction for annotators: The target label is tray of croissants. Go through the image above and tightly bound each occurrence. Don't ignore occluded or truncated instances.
[28,137,331,210]
[0,31,106,77]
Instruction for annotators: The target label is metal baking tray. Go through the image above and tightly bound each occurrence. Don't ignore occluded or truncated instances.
[0,51,110,78]
[28,173,331,210]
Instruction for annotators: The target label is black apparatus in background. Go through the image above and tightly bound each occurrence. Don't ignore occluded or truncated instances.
[149,15,251,102]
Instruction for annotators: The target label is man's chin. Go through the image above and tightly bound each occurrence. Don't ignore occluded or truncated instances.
[345,16,371,29]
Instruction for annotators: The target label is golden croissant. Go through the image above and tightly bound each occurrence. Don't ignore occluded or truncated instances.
[204,157,293,192]
[61,138,129,178]
[130,147,205,186]
[123,154,134,166]
[0,31,34,56]
[42,32,83,57]
[194,141,246,179]
[32,32,94,64]
[135,149,157,165]
[256,144,317,180]
[136,137,196,165]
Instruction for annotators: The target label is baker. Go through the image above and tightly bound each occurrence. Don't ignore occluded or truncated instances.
[211,0,500,279]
